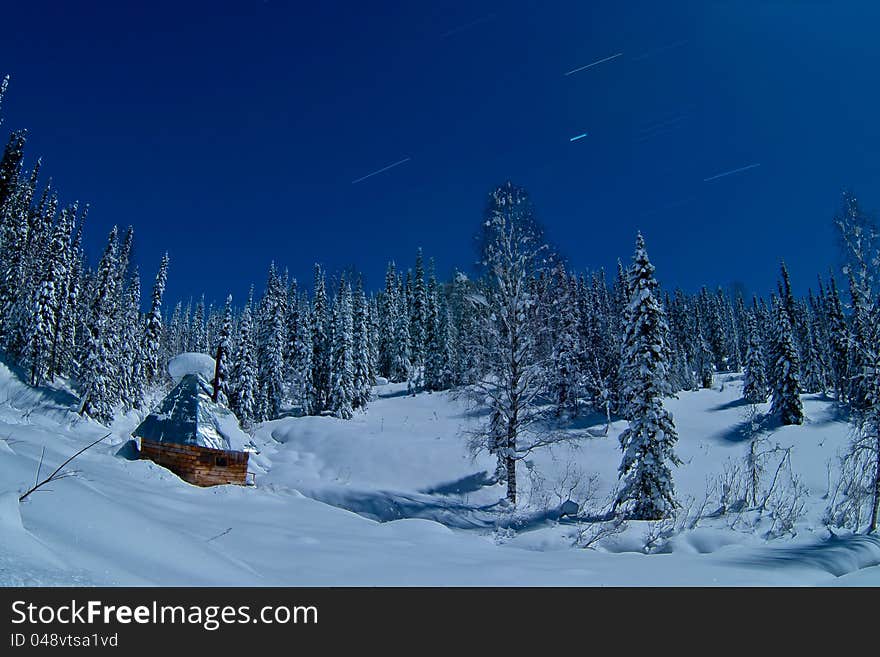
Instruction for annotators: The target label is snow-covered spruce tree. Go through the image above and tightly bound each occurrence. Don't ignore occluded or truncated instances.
[164,302,183,362]
[283,279,299,400]
[847,272,872,411]
[0,74,9,129]
[777,261,804,346]
[284,278,310,412]
[190,296,206,354]
[391,276,411,384]
[694,313,714,389]
[367,295,380,383]
[768,297,804,426]
[328,276,354,419]
[143,253,169,386]
[45,206,77,381]
[423,264,442,391]
[116,226,134,284]
[723,291,743,372]
[55,208,84,379]
[293,294,313,414]
[742,313,768,404]
[584,270,622,412]
[229,294,257,429]
[614,233,681,520]
[825,273,849,402]
[0,142,34,348]
[119,269,145,410]
[465,181,556,506]
[351,277,372,410]
[211,294,233,405]
[257,263,286,421]
[437,293,457,390]
[0,128,27,219]
[180,299,193,353]
[800,321,826,395]
[10,179,55,362]
[609,260,632,412]
[551,266,581,417]
[25,203,74,385]
[666,289,695,392]
[309,264,331,414]
[702,287,728,372]
[78,227,121,424]
[377,261,398,380]
[408,248,427,391]
[449,270,481,386]
[26,279,55,386]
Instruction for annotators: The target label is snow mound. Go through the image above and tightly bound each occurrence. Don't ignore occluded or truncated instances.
[0,491,24,533]
[167,352,216,383]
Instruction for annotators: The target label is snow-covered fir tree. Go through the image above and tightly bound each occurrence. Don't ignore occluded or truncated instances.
[366,294,380,384]
[284,278,310,412]
[119,269,144,410]
[377,261,398,381]
[229,292,257,429]
[391,275,411,385]
[309,264,331,414]
[328,276,354,419]
[824,273,849,402]
[351,277,372,410]
[615,233,681,520]
[769,297,804,425]
[212,294,233,405]
[551,268,582,417]
[143,253,169,386]
[408,248,427,391]
[423,266,444,391]
[694,313,714,389]
[256,263,286,421]
[78,227,120,424]
[190,296,206,354]
[742,313,768,404]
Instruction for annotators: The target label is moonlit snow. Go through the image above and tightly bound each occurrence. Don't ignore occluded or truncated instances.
[1,360,878,586]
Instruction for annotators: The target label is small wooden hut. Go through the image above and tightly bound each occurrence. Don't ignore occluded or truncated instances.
[133,358,252,487]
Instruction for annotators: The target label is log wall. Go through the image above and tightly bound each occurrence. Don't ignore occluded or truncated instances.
[140,439,249,487]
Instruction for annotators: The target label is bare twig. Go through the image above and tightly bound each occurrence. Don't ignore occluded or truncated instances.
[34,446,45,490]
[19,433,110,502]
[206,527,232,542]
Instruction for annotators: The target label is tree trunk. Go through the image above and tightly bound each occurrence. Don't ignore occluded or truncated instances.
[211,344,223,403]
[505,414,517,505]
[870,433,880,533]
[506,454,516,505]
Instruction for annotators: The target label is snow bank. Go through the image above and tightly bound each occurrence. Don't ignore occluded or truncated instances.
[0,491,23,533]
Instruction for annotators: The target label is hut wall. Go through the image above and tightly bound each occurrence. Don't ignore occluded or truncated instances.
[140,439,249,487]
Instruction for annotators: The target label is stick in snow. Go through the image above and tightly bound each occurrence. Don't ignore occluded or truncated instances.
[19,433,110,502]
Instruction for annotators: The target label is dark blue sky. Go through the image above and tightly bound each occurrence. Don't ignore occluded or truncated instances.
[2,0,879,307]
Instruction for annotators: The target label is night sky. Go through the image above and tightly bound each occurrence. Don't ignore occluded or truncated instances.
[2,0,879,307]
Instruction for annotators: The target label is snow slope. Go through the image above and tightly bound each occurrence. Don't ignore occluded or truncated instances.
[1,359,878,586]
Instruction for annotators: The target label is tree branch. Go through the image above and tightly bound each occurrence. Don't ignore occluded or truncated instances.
[19,433,110,502]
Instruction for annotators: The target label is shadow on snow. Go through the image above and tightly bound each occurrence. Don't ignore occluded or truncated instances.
[727,533,880,577]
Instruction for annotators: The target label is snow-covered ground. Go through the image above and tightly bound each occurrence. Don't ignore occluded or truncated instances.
[1,358,879,586]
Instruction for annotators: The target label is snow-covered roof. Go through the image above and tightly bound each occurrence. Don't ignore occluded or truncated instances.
[132,373,250,453]
[167,352,216,384]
